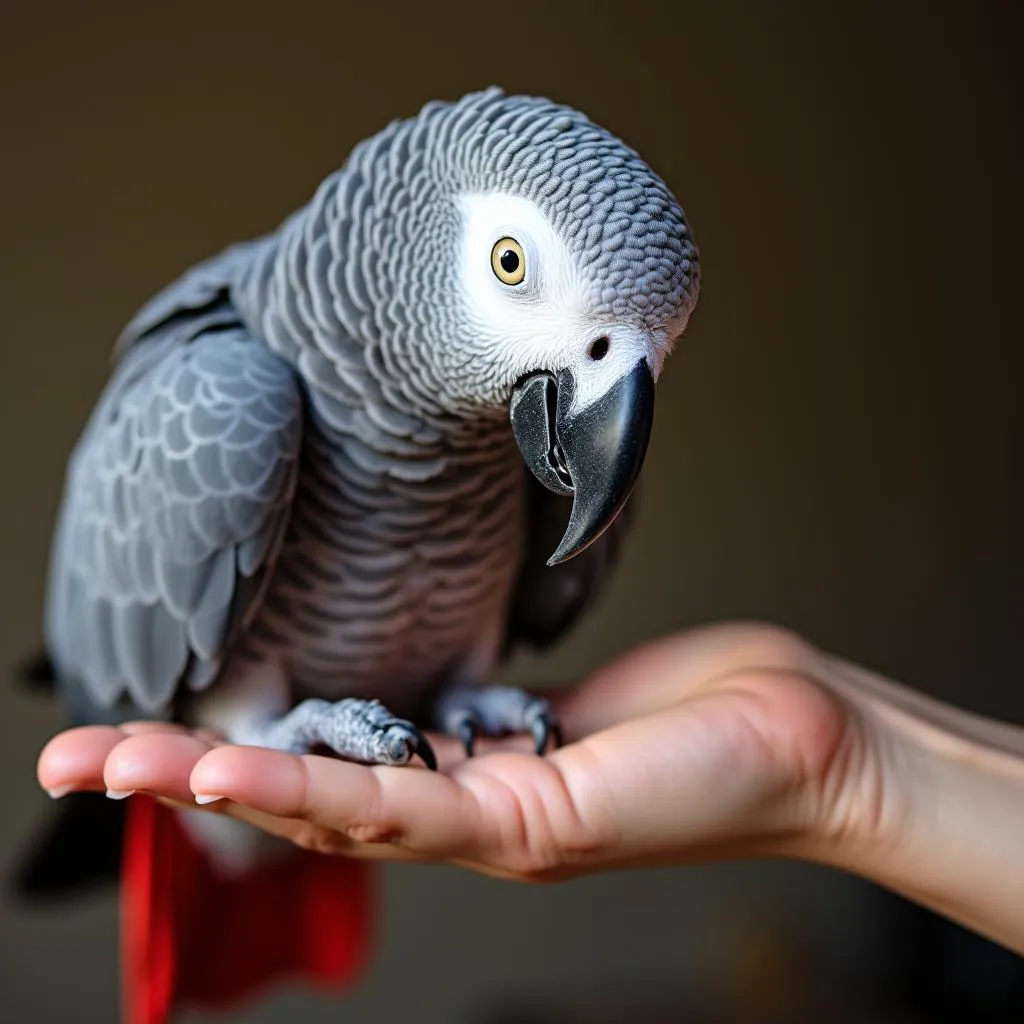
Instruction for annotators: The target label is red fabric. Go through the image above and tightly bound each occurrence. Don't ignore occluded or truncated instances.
[120,795,374,1024]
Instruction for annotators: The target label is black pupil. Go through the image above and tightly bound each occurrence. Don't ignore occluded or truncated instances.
[499,248,520,274]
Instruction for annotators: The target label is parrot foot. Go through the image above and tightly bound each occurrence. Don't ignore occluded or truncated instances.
[252,698,437,770]
[433,685,563,758]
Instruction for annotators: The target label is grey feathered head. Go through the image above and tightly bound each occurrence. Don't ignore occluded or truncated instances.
[264,86,700,562]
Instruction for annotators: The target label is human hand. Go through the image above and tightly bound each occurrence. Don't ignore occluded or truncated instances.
[35,624,860,881]
[35,621,1024,953]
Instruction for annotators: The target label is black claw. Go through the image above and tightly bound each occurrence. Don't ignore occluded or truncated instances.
[531,719,547,755]
[531,712,562,756]
[412,731,438,771]
[457,718,478,758]
[526,699,563,756]
[550,720,564,749]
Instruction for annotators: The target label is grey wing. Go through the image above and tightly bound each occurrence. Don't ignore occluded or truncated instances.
[45,315,304,718]
[503,470,638,655]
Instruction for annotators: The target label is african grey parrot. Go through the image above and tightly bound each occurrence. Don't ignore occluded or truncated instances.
[16,86,700,1023]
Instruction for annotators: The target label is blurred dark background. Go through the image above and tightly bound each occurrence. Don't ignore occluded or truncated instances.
[0,0,1020,1021]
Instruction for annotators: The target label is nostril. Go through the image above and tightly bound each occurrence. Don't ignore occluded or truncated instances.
[588,336,610,361]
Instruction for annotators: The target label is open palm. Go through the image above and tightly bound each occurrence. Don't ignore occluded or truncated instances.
[36,624,854,881]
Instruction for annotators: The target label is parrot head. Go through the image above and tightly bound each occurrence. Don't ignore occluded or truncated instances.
[326,87,700,564]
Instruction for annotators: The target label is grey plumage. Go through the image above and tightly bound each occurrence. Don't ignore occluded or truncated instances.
[41,86,700,763]
[47,308,303,715]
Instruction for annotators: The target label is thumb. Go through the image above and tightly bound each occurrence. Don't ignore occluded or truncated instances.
[552,624,823,741]
[555,680,817,871]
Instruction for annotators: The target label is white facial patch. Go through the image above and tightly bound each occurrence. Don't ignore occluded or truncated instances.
[455,192,662,413]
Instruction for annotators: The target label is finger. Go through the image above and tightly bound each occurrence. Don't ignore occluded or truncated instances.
[119,721,226,745]
[550,680,817,866]
[553,623,817,737]
[210,800,436,863]
[190,745,490,859]
[166,780,447,865]
[118,721,193,735]
[145,791,428,862]
[36,721,212,797]
[37,725,126,795]
[103,732,217,803]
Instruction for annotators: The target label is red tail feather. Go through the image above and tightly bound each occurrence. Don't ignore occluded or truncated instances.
[120,795,374,1024]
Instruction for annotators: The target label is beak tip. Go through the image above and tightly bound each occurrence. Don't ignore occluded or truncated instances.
[545,540,569,567]
[546,498,626,566]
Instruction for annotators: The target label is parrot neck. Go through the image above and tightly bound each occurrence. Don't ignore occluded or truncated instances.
[230,165,514,428]
[232,223,518,457]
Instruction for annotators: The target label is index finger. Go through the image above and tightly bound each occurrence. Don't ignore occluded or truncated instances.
[36,723,220,796]
[189,744,492,859]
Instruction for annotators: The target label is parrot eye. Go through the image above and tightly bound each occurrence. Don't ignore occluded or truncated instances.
[490,237,526,286]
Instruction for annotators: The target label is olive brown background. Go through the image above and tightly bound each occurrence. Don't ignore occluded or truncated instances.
[0,1,1019,1021]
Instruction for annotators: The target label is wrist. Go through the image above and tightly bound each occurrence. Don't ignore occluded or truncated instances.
[804,656,1024,954]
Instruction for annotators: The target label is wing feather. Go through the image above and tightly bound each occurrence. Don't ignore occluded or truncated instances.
[45,311,303,717]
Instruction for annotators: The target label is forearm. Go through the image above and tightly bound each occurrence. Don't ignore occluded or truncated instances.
[811,656,1024,954]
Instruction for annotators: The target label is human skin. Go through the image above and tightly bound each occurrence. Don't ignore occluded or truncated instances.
[36,622,1024,955]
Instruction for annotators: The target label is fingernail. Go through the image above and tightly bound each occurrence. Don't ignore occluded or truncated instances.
[106,789,135,800]
[46,785,72,799]
[194,794,225,806]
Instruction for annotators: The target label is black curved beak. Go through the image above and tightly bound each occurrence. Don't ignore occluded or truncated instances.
[510,360,655,565]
